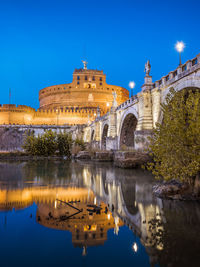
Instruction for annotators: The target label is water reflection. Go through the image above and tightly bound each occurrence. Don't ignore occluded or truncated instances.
[0,161,200,267]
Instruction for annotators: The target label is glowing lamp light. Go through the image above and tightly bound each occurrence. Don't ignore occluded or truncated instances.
[129,81,135,89]
[107,213,111,220]
[132,242,138,253]
[175,41,185,52]
[106,102,110,107]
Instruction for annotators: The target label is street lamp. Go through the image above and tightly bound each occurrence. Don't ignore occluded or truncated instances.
[175,41,185,65]
[129,81,135,97]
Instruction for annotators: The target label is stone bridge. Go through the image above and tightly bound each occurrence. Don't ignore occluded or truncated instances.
[83,53,200,150]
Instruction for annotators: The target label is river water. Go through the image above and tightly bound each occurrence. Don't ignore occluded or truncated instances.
[0,160,199,267]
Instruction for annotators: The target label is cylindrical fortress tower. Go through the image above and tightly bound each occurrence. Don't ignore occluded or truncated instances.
[39,64,129,115]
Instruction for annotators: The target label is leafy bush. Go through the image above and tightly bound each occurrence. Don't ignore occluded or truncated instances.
[23,130,57,156]
[57,132,73,157]
[23,130,84,158]
[74,138,86,151]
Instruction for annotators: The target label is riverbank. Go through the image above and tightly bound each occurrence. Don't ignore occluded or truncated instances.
[153,180,200,201]
[0,150,151,168]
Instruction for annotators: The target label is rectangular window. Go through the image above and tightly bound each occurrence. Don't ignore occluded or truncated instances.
[100,82,102,86]
[77,76,80,80]
[99,77,102,81]
[77,81,80,85]
[92,76,95,81]
[85,76,87,81]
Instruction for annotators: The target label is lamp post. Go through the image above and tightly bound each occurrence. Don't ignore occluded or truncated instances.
[129,81,135,97]
[175,41,185,65]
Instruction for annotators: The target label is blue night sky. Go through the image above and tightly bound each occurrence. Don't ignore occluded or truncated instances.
[0,0,199,109]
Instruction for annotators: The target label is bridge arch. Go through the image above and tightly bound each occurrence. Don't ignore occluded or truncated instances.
[159,77,200,124]
[101,124,109,150]
[162,76,200,103]
[118,109,138,149]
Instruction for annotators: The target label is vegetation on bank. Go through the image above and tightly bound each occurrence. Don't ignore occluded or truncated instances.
[23,130,86,158]
[147,88,200,194]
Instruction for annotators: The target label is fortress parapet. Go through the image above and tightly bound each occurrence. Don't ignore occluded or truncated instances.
[0,104,97,125]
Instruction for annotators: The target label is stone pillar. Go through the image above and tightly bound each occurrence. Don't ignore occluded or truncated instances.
[177,66,182,75]
[151,89,161,127]
[137,86,153,131]
[106,94,118,150]
[186,60,192,70]
[135,70,154,151]
[94,120,101,149]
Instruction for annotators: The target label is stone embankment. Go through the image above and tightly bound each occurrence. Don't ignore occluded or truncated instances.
[75,151,114,161]
[75,150,151,167]
[114,151,152,168]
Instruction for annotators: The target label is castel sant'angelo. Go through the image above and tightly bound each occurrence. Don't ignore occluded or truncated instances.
[0,61,129,125]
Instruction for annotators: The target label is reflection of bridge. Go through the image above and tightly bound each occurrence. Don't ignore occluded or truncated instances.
[83,53,200,150]
[82,164,164,251]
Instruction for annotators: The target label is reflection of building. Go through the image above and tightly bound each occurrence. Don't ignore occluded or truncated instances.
[0,187,91,211]
[37,198,122,250]
[0,186,123,253]
[0,63,129,125]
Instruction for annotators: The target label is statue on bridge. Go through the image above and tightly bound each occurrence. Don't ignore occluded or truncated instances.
[144,60,151,76]
[112,91,118,108]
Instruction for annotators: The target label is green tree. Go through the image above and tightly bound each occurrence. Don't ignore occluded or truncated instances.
[23,130,37,155]
[74,137,86,151]
[147,88,200,193]
[57,131,73,158]
[23,130,57,156]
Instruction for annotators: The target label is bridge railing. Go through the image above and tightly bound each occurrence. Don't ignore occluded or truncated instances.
[152,53,200,89]
[116,95,138,111]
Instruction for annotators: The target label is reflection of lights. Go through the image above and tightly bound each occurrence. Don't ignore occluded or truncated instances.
[82,245,87,256]
[132,242,138,253]
[107,213,111,220]
[94,113,96,116]
[54,200,57,209]
[94,197,96,205]
[175,41,185,52]
[114,216,119,235]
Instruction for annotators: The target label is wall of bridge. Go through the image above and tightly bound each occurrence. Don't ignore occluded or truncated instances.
[83,53,200,151]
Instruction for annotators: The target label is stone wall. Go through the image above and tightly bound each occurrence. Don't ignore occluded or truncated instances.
[0,125,83,152]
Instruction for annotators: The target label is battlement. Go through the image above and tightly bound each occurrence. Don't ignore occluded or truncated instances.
[74,69,104,74]
[0,104,36,112]
[152,53,200,90]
